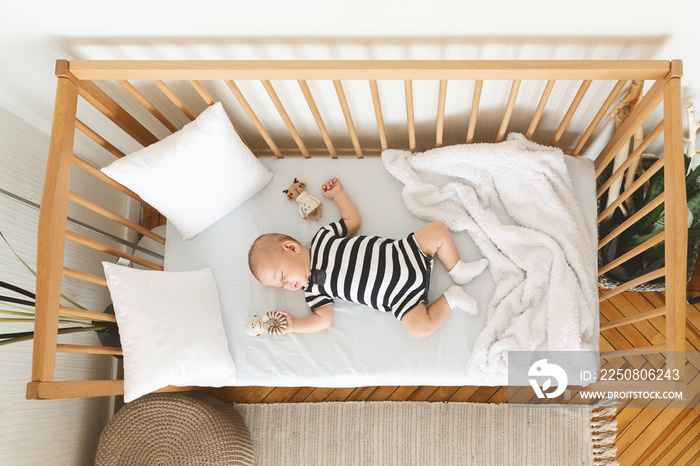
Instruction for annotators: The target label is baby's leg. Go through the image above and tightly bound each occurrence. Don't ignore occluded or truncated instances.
[402,288,478,338]
[401,297,451,339]
[413,222,487,285]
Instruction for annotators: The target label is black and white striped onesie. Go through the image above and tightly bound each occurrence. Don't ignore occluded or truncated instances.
[303,219,433,321]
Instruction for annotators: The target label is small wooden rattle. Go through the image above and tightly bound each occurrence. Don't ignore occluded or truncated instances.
[245,311,289,336]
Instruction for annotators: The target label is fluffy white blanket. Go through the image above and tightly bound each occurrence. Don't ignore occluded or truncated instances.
[382,133,597,374]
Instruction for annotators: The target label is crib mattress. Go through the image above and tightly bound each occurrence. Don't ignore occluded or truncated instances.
[164,155,600,387]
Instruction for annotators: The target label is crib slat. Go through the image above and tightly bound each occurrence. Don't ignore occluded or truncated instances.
[550,80,592,147]
[333,80,363,158]
[594,78,665,174]
[187,81,253,152]
[187,80,253,151]
[405,80,416,152]
[226,80,283,158]
[117,80,179,133]
[77,80,158,147]
[466,80,483,144]
[600,306,666,331]
[262,80,310,158]
[298,80,337,158]
[68,191,165,245]
[526,80,556,140]
[75,120,126,159]
[598,231,665,276]
[598,193,665,250]
[65,231,163,271]
[57,344,122,356]
[189,80,215,105]
[153,80,196,121]
[369,80,388,151]
[436,80,447,148]
[59,306,117,323]
[599,267,666,302]
[600,344,666,359]
[595,120,664,200]
[496,80,521,143]
[572,80,626,156]
[71,155,147,205]
[63,267,107,287]
[596,155,664,223]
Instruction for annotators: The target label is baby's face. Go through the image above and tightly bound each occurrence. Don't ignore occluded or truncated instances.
[257,242,309,291]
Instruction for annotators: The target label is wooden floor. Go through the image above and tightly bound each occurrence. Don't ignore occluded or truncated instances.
[144,209,700,465]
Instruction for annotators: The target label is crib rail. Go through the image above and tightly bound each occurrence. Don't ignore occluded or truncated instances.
[28,59,687,399]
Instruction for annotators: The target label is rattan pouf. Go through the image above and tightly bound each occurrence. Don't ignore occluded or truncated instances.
[95,392,254,466]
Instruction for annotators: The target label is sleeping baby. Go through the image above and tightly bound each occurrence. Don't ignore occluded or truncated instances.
[247,178,488,338]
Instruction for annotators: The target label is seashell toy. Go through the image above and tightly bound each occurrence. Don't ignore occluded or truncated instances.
[245,311,288,336]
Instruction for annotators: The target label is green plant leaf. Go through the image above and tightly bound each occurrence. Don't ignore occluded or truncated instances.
[0,331,34,339]
[0,301,35,312]
[0,318,35,323]
[0,316,92,325]
[0,308,35,318]
[646,228,700,258]
[0,324,106,347]
[608,154,700,268]
[622,165,665,237]
[688,190,700,228]
[644,164,665,205]
[687,164,700,188]
[0,295,34,307]
[618,227,665,256]
[0,331,34,345]
[0,230,36,277]
[0,229,87,310]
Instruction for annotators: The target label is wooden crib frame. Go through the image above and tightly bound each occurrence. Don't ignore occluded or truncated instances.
[27,59,687,400]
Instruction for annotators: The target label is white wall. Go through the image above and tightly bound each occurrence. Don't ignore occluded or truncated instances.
[0,0,699,463]
[0,0,699,138]
[0,105,116,465]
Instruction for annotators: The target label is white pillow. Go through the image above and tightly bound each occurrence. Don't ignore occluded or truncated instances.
[102,262,236,402]
[101,102,272,239]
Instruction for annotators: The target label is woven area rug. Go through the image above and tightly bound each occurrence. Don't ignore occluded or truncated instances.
[234,401,618,466]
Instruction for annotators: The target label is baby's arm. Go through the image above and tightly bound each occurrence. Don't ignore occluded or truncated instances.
[322,178,360,237]
[278,305,333,334]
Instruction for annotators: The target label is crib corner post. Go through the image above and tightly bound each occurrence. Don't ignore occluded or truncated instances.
[662,73,687,358]
[670,59,683,79]
[55,59,80,85]
[32,73,79,385]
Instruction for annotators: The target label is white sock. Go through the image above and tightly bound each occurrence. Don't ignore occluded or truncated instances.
[448,258,488,285]
[443,285,479,315]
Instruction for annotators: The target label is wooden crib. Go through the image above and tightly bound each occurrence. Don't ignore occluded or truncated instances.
[27,59,687,400]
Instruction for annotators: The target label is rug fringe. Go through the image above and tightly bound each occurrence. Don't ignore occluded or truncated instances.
[593,447,619,466]
[591,399,619,466]
[592,417,618,433]
[592,398,619,409]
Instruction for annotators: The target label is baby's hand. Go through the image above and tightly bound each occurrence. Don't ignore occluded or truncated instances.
[321,178,343,199]
[278,310,294,334]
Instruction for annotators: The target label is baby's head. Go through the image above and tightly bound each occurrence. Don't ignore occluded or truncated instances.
[248,233,310,291]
